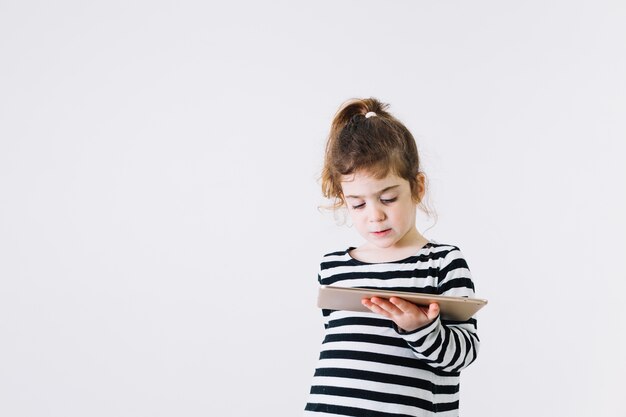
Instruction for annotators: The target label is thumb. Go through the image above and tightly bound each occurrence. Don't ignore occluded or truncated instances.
[427,303,440,320]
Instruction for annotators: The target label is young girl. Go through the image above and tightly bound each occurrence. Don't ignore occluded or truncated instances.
[304,98,480,416]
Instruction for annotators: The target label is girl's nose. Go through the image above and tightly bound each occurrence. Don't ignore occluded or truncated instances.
[368,205,386,222]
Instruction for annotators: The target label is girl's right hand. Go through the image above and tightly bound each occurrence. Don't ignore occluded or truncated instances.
[362,296,440,333]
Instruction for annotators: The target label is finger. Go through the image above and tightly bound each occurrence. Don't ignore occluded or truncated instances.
[370,297,402,315]
[362,298,392,318]
[389,298,432,320]
[427,303,440,320]
[417,305,430,316]
[388,297,416,314]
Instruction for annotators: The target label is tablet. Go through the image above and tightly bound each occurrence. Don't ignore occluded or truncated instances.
[317,285,487,321]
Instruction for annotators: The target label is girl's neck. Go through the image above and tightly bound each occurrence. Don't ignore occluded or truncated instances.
[350,230,429,263]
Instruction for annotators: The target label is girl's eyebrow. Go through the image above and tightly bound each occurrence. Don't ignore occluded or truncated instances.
[345,185,400,199]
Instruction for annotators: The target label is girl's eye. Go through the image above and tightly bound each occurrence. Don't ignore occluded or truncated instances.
[381,197,397,204]
[351,203,365,210]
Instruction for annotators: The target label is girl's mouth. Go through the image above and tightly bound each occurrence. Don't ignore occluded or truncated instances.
[371,229,391,237]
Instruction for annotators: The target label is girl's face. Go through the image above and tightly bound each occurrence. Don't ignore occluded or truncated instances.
[341,171,421,253]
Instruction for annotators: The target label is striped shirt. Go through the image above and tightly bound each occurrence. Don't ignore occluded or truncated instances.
[304,242,480,417]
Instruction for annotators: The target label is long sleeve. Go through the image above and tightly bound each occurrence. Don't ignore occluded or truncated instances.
[307,244,479,416]
[394,247,480,374]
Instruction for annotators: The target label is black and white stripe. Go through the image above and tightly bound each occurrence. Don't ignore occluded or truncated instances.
[304,242,480,417]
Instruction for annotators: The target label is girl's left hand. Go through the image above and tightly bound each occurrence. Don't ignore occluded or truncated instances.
[362,296,439,333]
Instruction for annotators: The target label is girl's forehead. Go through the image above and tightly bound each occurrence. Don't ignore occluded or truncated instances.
[340,171,409,196]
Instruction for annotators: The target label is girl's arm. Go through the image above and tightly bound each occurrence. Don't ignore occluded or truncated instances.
[363,248,480,374]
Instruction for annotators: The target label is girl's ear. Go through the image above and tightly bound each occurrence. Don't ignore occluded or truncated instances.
[414,173,426,203]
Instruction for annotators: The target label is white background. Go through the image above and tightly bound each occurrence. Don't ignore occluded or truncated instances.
[1,1,625,416]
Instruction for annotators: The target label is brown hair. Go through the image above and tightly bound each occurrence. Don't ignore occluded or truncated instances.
[321,97,427,210]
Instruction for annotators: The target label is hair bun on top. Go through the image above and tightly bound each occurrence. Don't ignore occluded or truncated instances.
[330,98,388,136]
